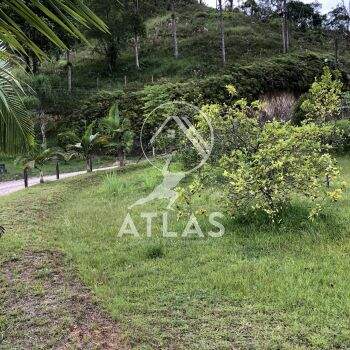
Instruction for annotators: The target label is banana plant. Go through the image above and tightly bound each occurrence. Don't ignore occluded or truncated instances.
[100,103,134,167]
[69,123,100,172]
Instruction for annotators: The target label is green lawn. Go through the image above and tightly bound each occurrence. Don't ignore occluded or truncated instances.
[0,155,116,181]
[1,158,350,349]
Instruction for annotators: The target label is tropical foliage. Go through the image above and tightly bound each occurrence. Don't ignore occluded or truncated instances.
[16,146,54,183]
[100,103,134,167]
[0,0,107,154]
[69,123,100,172]
[0,46,34,154]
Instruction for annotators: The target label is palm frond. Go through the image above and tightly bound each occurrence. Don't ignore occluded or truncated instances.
[0,0,110,59]
[0,45,34,154]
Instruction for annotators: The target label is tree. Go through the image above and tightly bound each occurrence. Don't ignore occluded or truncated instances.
[0,0,107,155]
[180,95,342,221]
[241,0,260,16]
[16,147,55,184]
[0,1,107,59]
[287,1,324,29]
[28,74,54,149]
[87,0,144,72]
[221,119,340,220]
[327,5,350,66]
[69,123,100,172]
[0,46,34,154]
[100,103,134,167]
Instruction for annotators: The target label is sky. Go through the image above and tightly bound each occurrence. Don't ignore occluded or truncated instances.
[205,0,340,14]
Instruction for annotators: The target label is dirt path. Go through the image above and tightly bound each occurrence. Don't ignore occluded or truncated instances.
[0,250,129,349]
[0,165,119,197]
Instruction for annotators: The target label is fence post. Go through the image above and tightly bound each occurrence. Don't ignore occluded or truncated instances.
[56,160,60,180]
[24,168,28,188]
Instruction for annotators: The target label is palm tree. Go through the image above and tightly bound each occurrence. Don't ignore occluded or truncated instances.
[100,103,134,167]
[0,0,108,154]
[69,123,100,172]
[0,46,34,154]
[16,147,69,186]
[16,147,54,185]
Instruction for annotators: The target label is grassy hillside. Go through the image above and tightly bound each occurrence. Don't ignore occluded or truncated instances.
[1,157,350,348]
[41,7,346,91]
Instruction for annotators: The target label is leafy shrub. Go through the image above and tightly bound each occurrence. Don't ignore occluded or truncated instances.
[57,130,80,150]
[221,119,341,219]
[301,67,343,123]
[179,93,262,171]
[291,93,309,125]
[179,90,342,221]
[335,119,350,152]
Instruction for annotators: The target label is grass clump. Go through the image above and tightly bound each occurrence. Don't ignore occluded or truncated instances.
[144,243,164,260]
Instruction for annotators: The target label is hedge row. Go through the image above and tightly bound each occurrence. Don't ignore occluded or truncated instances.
[59,52,344,136]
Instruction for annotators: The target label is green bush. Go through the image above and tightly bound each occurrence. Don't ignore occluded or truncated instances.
[221,119,341,219]
[179,94,343,221]
[301,67,343,123]
[335,119,350,152]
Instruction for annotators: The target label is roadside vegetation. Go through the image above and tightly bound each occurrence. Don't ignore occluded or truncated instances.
[1,158,350,349]
[2,0,350,349]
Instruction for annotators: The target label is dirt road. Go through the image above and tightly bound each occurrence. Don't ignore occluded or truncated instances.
[0,165,118,197]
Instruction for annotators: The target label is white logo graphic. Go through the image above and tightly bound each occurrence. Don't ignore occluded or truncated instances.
[128,101,214,210]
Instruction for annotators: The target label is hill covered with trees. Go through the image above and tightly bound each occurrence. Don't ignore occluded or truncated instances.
[13,0,350,145]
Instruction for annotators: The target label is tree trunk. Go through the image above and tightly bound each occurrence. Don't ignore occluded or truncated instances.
[118,150,125,168]
[335,36,339,67]
[24,168,28,188]
[32,56,39,74]
[107,44,118,72]
[134,35,140,70]
[218,0,226,66]
[134,0,141,69]
[67,50,72,93]
[56,161,60,180]
[86,156,93,172]
[40,170,44,184]
[40,113,47,150]
[228,0,234,11]
[171,1,179,59]
[282,0,289,53]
